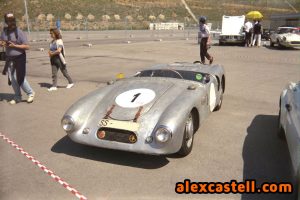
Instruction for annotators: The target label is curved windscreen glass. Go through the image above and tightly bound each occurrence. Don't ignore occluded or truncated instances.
[135,70,210,84]
[277,28,299,34]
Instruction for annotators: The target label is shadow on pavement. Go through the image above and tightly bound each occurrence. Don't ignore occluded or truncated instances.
[0,93,14,101]
[38,82,52,88]
[242,115,296,200]
[51,136,169,169]
[38,82,67,89]
[264,46,300,51]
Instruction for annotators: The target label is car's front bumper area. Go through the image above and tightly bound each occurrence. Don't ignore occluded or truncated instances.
[219,35,245,44]
[280,41,300,47]
[67,126,183,155]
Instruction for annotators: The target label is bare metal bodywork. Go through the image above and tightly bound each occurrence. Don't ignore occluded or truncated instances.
[279,82,300,192]
[62,62,225,155]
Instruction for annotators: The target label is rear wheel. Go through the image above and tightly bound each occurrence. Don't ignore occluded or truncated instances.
[277,40,284,49]
[270,41,274,47]
[177,113,194,156]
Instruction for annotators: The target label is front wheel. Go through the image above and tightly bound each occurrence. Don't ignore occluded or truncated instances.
[277,40,284,49]
[177,113,194,156]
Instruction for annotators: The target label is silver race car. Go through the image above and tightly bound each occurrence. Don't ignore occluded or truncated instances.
[278,81,300,193]
[61,62,225,156]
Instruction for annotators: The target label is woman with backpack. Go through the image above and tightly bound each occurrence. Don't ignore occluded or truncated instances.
[48,28,74,91]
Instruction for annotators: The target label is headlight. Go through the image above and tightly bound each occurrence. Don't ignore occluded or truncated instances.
[283,36,286,41]
[155,126,172,143]
[61,115,75,131]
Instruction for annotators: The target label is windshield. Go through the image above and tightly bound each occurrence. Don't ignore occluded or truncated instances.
[135,69,210,84]
[277,28,298,34]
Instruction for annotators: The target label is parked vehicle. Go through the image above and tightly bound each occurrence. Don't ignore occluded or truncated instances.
[261,29,271,40]
[219,15,245,45]
[278,81,300,196]
[270,27,300,48]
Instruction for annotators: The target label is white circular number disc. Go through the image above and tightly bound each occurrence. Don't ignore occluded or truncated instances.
[115,88,156,108]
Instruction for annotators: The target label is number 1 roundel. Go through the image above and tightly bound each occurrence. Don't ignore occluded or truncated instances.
[115,88,156,108]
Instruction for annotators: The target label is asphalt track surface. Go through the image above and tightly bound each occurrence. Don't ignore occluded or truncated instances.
[0,30,300,200]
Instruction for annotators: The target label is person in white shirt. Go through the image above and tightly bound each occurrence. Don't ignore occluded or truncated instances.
[199,16,213,65]
[244,19,253,47]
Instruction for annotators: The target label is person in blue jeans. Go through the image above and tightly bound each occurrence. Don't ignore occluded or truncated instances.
[0,13,35,104]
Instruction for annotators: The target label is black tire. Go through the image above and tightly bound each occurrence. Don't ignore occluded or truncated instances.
[270,41,274,47]
[177,113,194,156]
[277,40,284,49]
[278,109,286,140]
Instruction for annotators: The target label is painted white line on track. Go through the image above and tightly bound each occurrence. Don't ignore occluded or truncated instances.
[0,132,88,200]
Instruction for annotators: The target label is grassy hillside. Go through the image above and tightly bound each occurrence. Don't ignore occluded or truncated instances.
[1,0,299,30]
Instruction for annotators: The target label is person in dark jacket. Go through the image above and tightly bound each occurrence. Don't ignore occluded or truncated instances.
[252,20,262,47]
[0,13,35,104]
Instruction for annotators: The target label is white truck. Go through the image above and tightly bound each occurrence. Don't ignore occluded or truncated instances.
[219,15,245,45]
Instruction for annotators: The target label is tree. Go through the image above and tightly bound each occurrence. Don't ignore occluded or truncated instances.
[76,13,83,20]
[87,13,95,21]
[64,13,72,20]
[114,14,121,21]
[158,14,165,21]
[149,15,156,22]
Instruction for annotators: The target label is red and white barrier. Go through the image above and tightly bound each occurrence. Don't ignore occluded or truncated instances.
[0,132,88,200]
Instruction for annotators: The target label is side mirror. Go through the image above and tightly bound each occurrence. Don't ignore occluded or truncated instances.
[285,104,292,112]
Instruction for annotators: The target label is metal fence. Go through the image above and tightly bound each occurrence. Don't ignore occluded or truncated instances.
[0,19,226,43]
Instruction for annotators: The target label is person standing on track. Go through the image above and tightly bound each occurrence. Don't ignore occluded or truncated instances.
[198,16,213,65]
[0,13,35,104]
[48,28,74,91]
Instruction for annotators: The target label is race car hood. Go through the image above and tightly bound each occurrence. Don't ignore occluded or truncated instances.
[92,78,188,121]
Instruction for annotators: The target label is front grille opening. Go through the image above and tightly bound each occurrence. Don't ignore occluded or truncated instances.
[97,128,137,144]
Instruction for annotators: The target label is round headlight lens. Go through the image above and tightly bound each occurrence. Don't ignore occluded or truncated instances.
[155,127,172,143]
[61,116,75,131]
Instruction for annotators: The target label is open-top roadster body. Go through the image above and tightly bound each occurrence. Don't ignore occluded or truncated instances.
[61,62,225,156]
